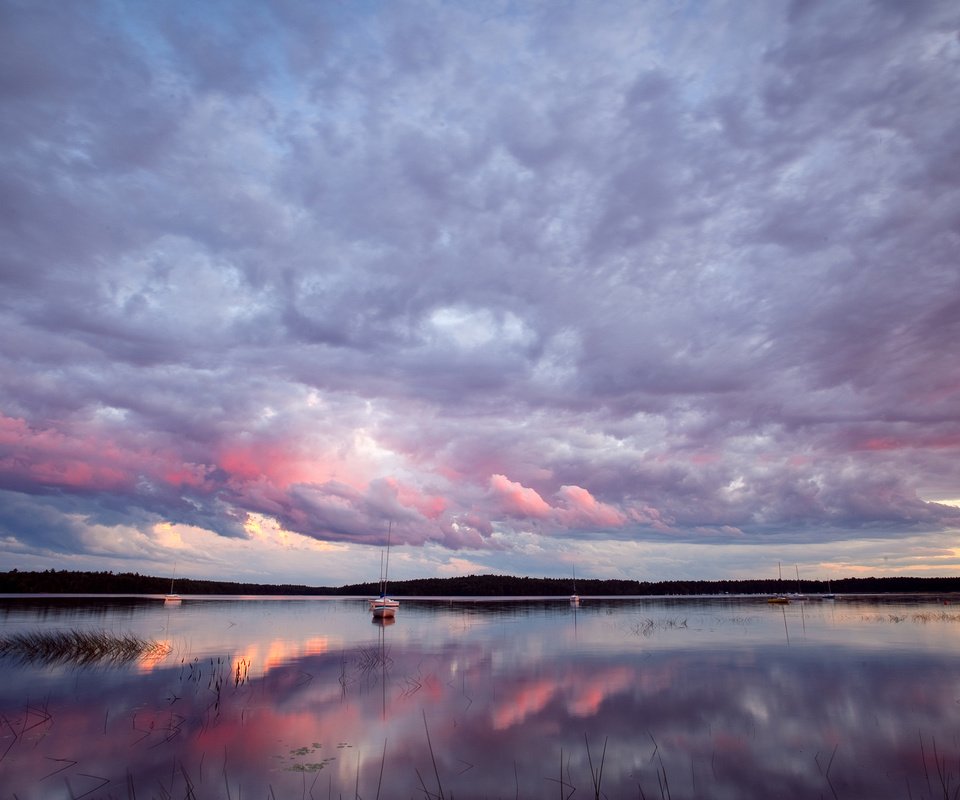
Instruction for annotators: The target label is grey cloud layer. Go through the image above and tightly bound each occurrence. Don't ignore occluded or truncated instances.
[1,0,958,559]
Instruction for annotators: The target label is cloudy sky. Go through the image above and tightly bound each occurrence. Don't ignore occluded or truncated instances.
[2,0,959,587]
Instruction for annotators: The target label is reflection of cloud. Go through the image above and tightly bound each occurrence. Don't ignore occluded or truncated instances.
[566,666,634,717]
[490,665,638,729]
[492,677,556,729]
[226,635,331,677]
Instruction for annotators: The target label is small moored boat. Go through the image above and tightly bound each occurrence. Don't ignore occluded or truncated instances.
[370,599,397,619]
[369,522,399,619]
[164,565,181,605]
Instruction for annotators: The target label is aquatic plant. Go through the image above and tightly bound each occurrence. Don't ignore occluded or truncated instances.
[584,733,608,800]
[859,612,960,625]
[912,611,960,624]
[0,629,170,666]
[631,617,689,637]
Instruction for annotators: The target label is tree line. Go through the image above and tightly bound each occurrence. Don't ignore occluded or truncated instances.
[0,570,338,596]
[3,569,960,596]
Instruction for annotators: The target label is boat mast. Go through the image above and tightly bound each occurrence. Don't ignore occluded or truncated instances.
[383,521,392,598]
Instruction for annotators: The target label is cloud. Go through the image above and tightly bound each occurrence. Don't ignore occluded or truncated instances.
[556,485,626,527]
[1,0,958,581]
[489,475,552,520]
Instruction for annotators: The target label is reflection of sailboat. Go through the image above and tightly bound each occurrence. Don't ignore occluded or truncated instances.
[569,566,580,606]
[164,563,181,605]
[767,561,789,604]
[373,609,392,719]
[370,522,399,619]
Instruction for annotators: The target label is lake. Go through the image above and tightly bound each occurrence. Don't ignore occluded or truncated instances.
[1,594,958,799]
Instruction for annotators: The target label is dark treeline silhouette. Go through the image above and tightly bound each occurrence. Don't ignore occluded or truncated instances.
[0,570,339,596]
[2,569,960,597]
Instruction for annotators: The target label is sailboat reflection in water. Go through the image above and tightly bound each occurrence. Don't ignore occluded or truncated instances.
[369,521,399,619]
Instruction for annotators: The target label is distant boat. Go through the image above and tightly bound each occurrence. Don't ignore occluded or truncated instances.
[370,522,398,619]
[768,561,789,604]
[791,564,809,601]
[164,565,181,605]
[824,579,836,600]
[570,566,580,606]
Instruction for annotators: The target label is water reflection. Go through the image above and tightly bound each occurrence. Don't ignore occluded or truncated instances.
[1,596,959,798]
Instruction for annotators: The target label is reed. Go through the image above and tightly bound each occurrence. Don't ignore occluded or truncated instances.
[584,733,607,800]
[419,710,446,800]
[912,611,960,624]
[0,629,170,666]
[860,612,960,625]
[631,617,688,637]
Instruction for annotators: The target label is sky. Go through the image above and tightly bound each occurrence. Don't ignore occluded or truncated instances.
[1,0,959,587]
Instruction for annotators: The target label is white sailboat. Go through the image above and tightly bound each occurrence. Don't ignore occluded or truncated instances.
[569,566,580,606]
[370,522,398,619]
[164,563,181,605]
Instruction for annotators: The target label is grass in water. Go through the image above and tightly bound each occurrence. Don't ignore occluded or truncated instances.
[632,617,689,637]
[859,612,960,625]
[0,629,171,666]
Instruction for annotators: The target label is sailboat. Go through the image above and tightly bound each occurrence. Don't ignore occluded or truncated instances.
[370,522,399,619]
[793,564,810,601]
[164,563,181,605]
[569,566,580,606]
[767,561,789,604]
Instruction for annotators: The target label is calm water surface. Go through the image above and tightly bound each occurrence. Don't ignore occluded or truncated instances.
[2,594,959,799]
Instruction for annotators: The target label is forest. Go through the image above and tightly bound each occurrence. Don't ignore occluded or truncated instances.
[3,569,960,597]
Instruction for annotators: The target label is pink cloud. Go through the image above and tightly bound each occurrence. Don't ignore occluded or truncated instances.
[0,414,326,503]
[161,463,212,488]
[0,415,135,491]
[854,433,960,452]
[217,442,350,490]
[489,474,552,518]
[381,476,448,520]
[557,484,626,527]
[627,504,673,531]
[690,452,721,465]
